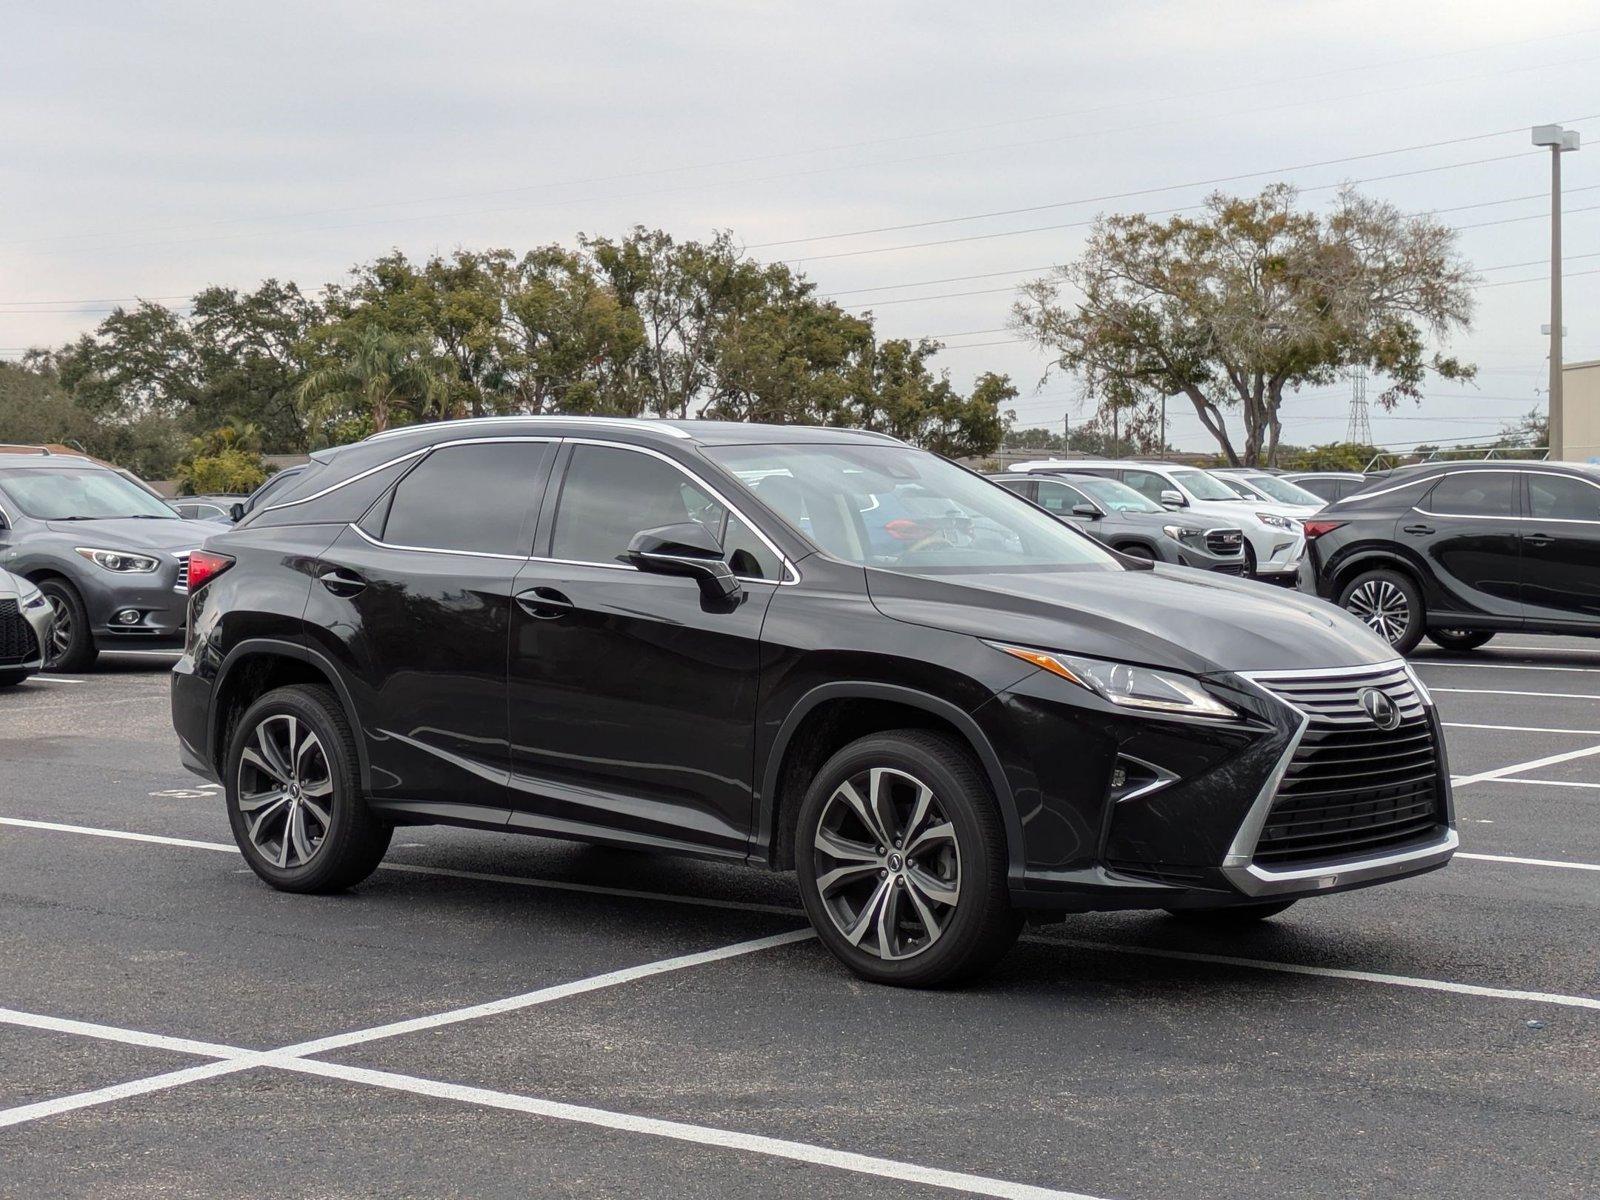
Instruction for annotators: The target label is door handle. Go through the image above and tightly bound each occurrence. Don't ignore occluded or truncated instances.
[317,566,367,597]
[515,587,574,619]
[1525,533,1555,547]
[1401,523,1434,536]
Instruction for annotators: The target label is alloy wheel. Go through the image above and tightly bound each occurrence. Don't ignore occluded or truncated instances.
[1345,579,1410,645]
[812,767,961,961]
[44,595,72,667]
[237,714,334,869]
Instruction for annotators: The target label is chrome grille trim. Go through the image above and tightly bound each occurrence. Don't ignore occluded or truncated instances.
[173,552,192,595]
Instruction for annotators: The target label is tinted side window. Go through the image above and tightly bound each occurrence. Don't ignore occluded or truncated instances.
[552,444,780,579]
[1425,473,1516,518]
[1529,474,1600,521]
[1034,480,1087,513]
[1119,470,1166,503]
[1293,477,1338,501]
[381,442,550,555]
[996,479,1035,502]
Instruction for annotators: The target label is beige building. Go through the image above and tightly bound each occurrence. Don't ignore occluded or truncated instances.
[1558,359,1600,465]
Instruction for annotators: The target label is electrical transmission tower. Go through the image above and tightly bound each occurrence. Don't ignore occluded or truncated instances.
[1344,367,1372,445]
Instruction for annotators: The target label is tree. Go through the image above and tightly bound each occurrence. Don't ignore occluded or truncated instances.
[1012,185,1477,466]
[296,324,448,436]
[175,423,270,494]
[844,340,1012,459]
[188,281,323,451]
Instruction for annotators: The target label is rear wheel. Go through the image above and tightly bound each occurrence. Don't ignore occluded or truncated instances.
[1427,629,1494,652]
[1165,899,1297,926]
[37,579,97,673]
[225,684,391,893]
[795,730,1022,987]
[1338,568,1425,655]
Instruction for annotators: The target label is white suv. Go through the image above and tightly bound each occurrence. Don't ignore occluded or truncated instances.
[1015,460,1306,581]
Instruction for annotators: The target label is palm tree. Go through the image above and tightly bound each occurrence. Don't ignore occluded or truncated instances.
[296,324,445,434]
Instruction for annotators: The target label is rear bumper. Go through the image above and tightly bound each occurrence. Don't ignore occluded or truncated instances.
[171,651,218,781]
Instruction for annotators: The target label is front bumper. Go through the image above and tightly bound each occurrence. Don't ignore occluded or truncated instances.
[1,592,53,673]
[77,554,192,648]
[989,659,1455,911]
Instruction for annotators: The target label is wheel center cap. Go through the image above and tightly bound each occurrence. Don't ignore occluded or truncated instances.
[887,852,903,872]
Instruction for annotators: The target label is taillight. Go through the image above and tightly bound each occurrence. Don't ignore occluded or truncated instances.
[1301,519,1345,540]
[186,550,235,593]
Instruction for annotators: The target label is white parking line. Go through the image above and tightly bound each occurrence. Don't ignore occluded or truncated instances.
[0,1060,254,1130]
[29,676,84,685]
[1452,744,1600,787]
[283,1056,1105,1200]
[1457,851,1600,872]
[1416,661,1600,675]
[1486,778,1600,791]
[1444,721,1600,736]
[1433,687,1600,701]
[1054,939,1600,1012]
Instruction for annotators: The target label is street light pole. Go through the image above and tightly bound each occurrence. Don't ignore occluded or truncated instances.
[1533,124,1581,457]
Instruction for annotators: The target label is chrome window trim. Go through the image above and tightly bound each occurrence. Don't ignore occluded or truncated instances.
[1218,659,1456,896]
[332,435,798,585]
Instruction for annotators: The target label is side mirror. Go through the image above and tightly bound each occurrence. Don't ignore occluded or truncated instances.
[1159,489,1187,509]
[229,502,246,522]
[1070,503,1102,519]
[625,522,742,602]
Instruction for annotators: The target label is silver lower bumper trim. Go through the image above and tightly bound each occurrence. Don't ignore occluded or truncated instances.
[1221,827,1458,898]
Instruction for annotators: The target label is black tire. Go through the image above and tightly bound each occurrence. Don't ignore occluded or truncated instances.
[1165,899,1297,926]
[1337,567,1425,655]
[1427,629,1494,652]
[795,730,1022,987]
[0,669,28,687]
[36,579,97,672]
[1117,543,1157,561]
[224,684,391,893]
[1241,543,1259,577]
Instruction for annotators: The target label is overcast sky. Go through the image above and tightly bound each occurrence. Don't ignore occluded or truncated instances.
[2,0,1595,451]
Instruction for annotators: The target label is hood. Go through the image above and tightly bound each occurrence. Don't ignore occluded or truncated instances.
[866,563,1392,676]
[0,569,21,599]
[45,517,228,551]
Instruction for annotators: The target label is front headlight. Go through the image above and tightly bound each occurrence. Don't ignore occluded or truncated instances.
[1255,512,1297,531]
[20,584,47,610]
[75,547,161,573]
[1161,524,1200,542]
[993,644,1236,719]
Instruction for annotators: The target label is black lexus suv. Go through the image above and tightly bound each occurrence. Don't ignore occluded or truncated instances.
[1299,460,1600,655]
[172,418,1456,986]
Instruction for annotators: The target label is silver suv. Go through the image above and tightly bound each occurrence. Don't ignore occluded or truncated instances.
[0,452,226,671]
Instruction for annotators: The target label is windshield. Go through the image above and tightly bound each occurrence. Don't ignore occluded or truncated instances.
[708,444,1120,574]
[1066,475,1163,514]
[1170,470,1244,501]
[1241,474,1324,506]
[0,467,180,521]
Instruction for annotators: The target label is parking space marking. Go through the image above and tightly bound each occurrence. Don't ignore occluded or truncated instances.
[1457,851,1600,872]
[1053,939,1600,1012]
[27,676,84,685]
[279,929,815,1058]
[0,817,799,914]
[0,1005,253,1060]
[1444,721,1600,736]
[1485,778,1600,790]
[282,1056,1106,1200]
[0,1060,254,1130]
[1452,744,1600,787]
[1416,661,1600,675]
[1433,687,1600,701]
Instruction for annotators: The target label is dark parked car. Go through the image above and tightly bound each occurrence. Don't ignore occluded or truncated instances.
[1285,472,1368,504]
[229,466,308,522]
[990,472,1245,572]
[0,452,225,670]
[173,418,1455,986]
[1300,460,1600,654]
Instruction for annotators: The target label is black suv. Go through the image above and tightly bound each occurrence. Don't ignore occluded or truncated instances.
[1300,460,1600,655]
[172,418,1456,986]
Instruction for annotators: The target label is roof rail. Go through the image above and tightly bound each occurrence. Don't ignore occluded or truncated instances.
[363,415,693,444]
[1364,445,1550,472]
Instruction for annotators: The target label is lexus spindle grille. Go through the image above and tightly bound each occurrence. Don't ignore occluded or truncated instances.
[0,598,39,664]
[1249,664,1444,867]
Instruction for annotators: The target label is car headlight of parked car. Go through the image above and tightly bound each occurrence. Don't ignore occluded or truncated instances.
[1161,524,1201,542]
[19,582,48,610]
[993,644,1237,719]
[75,547,161,573]
[1254,512,1299,531]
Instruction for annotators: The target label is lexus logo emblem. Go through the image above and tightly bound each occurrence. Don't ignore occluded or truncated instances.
[1358,688,1401,731]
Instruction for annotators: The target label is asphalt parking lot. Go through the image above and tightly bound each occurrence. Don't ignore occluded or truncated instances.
[2,642,1598,1199]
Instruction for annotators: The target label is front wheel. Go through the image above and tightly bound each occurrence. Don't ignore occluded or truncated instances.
[795,730,1022,987]
[1427,629,1494,652]
[1338,568,1425,655]
[1165,899,1297,926]
[1117,543,1157,562]
[225,684,391,893]
[37,579,97,672]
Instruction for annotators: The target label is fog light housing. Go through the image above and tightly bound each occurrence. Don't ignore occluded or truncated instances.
[1110,754,1177,803]
[114,609,142,626]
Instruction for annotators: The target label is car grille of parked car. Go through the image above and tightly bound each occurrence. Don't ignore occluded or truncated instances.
[0,598,39,664]
[174,553,191,593]
[1204,529,1244,556]
[1249,665,1443,867]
